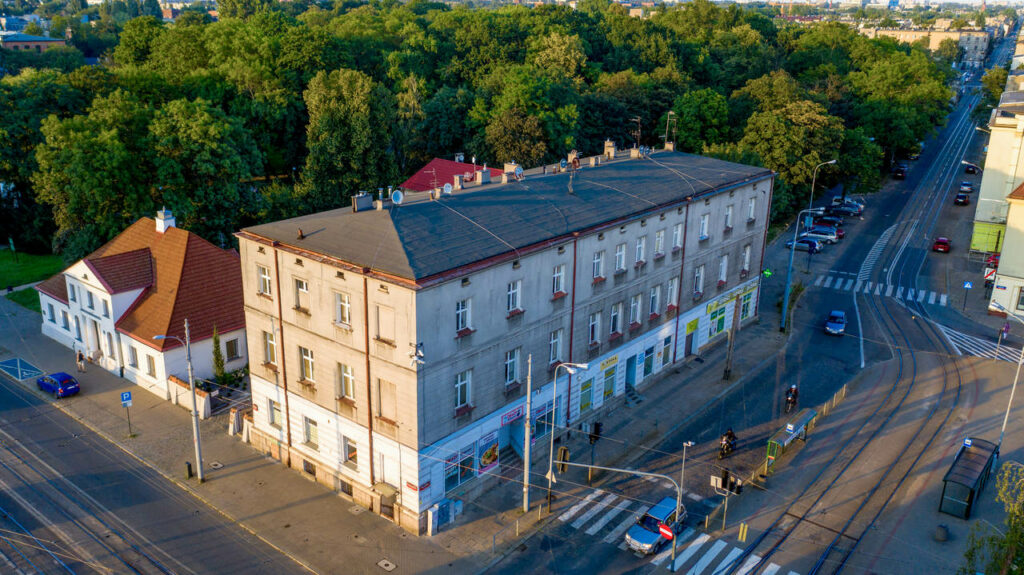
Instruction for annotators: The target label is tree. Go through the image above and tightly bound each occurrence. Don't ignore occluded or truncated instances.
[529,31,587,81]
[975,12,986,29]
[23,22,44,36]
[217,0,271,19]
[951,17,969,30]
[112,16,163,66]
[671,88,728,153]
[211,325,225,384]
[935,38,963,64]
[960,462,1024,573]
[485,107,547,166]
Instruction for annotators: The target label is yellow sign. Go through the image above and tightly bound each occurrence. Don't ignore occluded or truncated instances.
[686,319,699,334]
[599,355,619,371]
[706,285,758,314]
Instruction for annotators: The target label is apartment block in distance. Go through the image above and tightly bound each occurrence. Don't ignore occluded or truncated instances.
[235,147,774,534]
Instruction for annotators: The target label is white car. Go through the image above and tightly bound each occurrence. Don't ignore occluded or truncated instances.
[799,229,838,245]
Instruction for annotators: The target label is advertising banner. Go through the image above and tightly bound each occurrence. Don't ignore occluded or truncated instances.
[478,431,499,474]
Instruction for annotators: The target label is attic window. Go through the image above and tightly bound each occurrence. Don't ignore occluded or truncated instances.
[82,274,89,280]
[704,199,710,206]
[677,208,683,214]
[729,191,735,197]
[598,233,605,240]
[640,219,647,227]
[461,278,471,287]
[557,246,566,255]
[336,271,345,280]
[295,258,304,267]
[379,284,389,294]
[660,213,666,221]
[512,260,521,270]
[257,246,265,254]
[619,226,626,234]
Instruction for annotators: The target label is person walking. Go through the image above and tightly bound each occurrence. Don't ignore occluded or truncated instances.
[76,350,86,373]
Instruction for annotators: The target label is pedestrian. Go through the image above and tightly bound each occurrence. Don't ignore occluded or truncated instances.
[76,350,86,373]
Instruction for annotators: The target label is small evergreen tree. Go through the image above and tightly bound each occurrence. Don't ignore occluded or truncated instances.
[211,325,225,385]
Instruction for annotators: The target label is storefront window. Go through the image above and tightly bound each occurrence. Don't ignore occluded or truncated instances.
[579,378,593,413]
[444,443,478,492]
[643,347,655,377]
[533,400,557,438]
[709,308,726,337]
[661,337,672,366]
[741,293,753,319]
[459,445,475,483]
[603,367,616,398]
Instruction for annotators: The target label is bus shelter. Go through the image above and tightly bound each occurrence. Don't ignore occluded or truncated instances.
[765,408,816,474]
[940,437,997,519]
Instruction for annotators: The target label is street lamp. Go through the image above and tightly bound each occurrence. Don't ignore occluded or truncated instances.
[976,126,992,135]
[990,302,1024,451]
[673,440,694,563]
[808,159,838,211]
[154,318,204,482]
[780,207,826,332]
[961,160,983,173]
[546,361,589,509]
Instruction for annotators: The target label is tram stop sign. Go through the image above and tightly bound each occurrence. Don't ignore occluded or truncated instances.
[658,523,674,540]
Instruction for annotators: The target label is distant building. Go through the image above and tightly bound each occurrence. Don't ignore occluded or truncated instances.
[860,27,990,67]
[0,16,28,32]
[0,31,65,53]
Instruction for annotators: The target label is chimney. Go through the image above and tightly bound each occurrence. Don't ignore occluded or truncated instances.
[352,191,373,212]
[604,140,616,159]
[478,169,491,184]
[155,208,175,233]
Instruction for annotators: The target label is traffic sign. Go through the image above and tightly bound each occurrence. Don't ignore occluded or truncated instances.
[964,437,973,448]
[964,281,973,290]
[121,391,132,408]
[762,268,773,278]
[985,267,997,280]
[658,523,674,540]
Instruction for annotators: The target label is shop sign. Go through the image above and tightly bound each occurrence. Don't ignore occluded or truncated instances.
[407,481,419,491]
[420,480,431,491]
[686,318,699,334]
[600,355,619,371]
[501,405,524,426]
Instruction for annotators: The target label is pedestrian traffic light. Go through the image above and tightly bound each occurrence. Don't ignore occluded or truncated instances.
[589,421,603,444]
[557,446,570,473]
[721,468,730,488]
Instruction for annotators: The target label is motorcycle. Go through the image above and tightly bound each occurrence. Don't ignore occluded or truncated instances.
[718,435,736,460]
[785,387,798,414]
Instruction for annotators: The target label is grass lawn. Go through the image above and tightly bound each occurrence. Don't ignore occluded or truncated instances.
[0,249,64,289]
[6,288,41,313]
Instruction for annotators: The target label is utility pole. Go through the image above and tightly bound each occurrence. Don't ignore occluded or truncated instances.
[723,296,743,380]
[523,355,532,513]
[631,117,642,148]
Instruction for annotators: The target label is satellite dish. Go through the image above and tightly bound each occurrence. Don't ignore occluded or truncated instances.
[443,183,453,195]
[515,166,524,180]
[560,159,568,170]
[391,190,404,205]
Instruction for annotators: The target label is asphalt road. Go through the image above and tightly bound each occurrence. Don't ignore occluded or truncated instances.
[0,374,307,575]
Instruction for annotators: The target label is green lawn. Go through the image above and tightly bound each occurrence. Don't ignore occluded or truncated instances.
[0,249,64,289]
[6,288,41,313]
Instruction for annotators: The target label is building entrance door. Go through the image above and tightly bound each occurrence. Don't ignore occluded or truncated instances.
[625,355,637,388]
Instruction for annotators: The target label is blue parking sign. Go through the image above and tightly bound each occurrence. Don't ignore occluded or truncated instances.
[121,391,132,407]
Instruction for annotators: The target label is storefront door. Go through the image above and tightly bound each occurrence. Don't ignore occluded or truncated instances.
[625,355,637,388]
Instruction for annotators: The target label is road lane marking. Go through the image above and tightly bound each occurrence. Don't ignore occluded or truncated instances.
[906,288,914,300]
[864,281,872,292]
[604,504,647,544]
[929,291,937,304]
[853,280,862,293]
[559,490,602,523]
[711,547,744,575]
[585,499,630,535]
[762,564,781,575]
[918,290,927,302]
[885,284,893,297]
[823,276,834,288]
[843,279,854,291]
[670,534,710,572]
[572,492,618,529]
[686,540,727,575]
[875,284,882,296]
[896,286,904,299]
[814,275,825,287]
[651,528,695,566]
[737,555,764,575]
[940,294,948,306]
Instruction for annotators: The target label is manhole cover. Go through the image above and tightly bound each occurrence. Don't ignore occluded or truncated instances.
[210,461,224,470]
[349,505,366,515]
[377,559,396,572]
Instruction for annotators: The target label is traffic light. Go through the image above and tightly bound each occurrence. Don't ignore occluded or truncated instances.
[589,421,603,444]
[557,446,570,473]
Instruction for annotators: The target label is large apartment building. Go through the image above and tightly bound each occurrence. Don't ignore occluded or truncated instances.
[235,149,774,534]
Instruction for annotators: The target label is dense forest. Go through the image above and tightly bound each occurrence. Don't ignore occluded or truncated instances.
[0,0,961,260]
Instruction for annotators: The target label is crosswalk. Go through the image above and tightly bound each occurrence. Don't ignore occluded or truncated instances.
[810,272,947,306]
[555,488,798,574]
[936,323,1023,362]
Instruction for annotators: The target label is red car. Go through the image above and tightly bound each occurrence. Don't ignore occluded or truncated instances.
[933,237,951,253]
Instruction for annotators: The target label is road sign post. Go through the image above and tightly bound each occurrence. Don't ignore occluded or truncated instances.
[121,391,133,437]
[658,523,673,540]
[963,281,973,312]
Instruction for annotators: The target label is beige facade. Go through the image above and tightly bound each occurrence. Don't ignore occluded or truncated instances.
[236,149,773,534]
[860,28,990,65]
[990,191,1024,315]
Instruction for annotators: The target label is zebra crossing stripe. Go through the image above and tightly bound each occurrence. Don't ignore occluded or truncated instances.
[711,547,744,575]
[604,504,647,544]
[814,275,825,287]
[585,499,630,535]
[670,534,711,572]
[737,555,764,575]
[929,291,937,304]
[875,284,882,296]
[896,286,904,299]
[907,288,914,300]
[854,280,862,293]
[686,540,728,575]
[824,276,834,288]
[918,290,927,303]
[572,492,618,529]
[649,545,674,567]
[559,490,603,523]
[843,279,854,291]
[649,528,695,566]
[762,564,781,575]
[940,294,948,306]
[864,281,872,292]
[885,285,894,297]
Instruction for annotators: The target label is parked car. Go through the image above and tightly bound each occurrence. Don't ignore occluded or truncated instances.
[800,229,839,245]
[960,181,975,193]
[624,496,686,555]
[827,204,862,217]
[810,225,845,240]
[36,372,81,398]
[785,238,822,252]
[965,164,980,174]
[933,237,951,253]
[813,215,845,228]
[893,164,908,179]
[825,311,847,335]
[954,193,970,205]
[830,196,865,210]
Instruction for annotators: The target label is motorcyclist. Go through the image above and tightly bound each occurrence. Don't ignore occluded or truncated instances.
[786,384,798,410]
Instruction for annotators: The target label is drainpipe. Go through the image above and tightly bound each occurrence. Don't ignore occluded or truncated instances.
[753,180,774,318]
[272,245,293,460]
[566,233,580,425]
[671,202,691,363]
[362,274,376,485]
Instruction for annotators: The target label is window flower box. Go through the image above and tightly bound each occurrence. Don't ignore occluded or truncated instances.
[671,246,683,254]
[551,291,568,301]
[628,321,641,332]
[506,308,525,319]
[634,260,646,269]
[455,327,476,339]
[608,332,623,342]
[699,235,710,242]
[454,404,475,418]
[653,252,665,261]
[740,269,749,279]
[723,226,733,234]
[613,268,627,276]
[717,279,728,288]
[649,312,660,321]
[592,276,606,286]
[693,291,703,301]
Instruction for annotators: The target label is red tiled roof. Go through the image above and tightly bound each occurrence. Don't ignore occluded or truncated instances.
[84,248,153,294]
[1009,182,1024,200]
[78,218,243,352]
[399,158,504,192]
[35,273,68,304]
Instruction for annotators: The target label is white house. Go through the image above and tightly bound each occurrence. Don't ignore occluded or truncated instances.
[36,210,247,403]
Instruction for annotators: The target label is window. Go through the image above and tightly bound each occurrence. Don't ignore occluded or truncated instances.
[549,329,563,363]
[299,346,314,381]
[742,244,751,272]
[128,346,139,368]
[552,265,565,294]
[709,307,727,337]
[303,416,318,449]
[455,370,471,408]
[68,285,76,302]
[699,214,709,239]
[695,264,705,294]
[74,317,82,341]
[507,280,521,313]
[662,336,673,365]
[654,230,665,255]
[335,292,351,325]
[533,401,556,439]
[257,265,272,295]
[629,294,642,324]
[269,400,282,428]
[603,366,616,398]
[61,310,69,330]
[649,286,661,316]
[86,291,94,310]
[1018,288,1024,312]
[225,338,240,361]
[747,197,756,221]
[610,303,622,334]
[672,223,683,249]
[724,205,734,229]
[504,349,519,385]
[593,251,605,279]
[456,299,470,332]
[294,278,308,310]
[719,254,729,282]
[47,303,55,323]
[635,236,646,264]
[337,363,355,399]
[262,331,276,364]
[615,243,626,271]
[445,445,477,492]
[102,300,109,318]
[107,333,114,356]
[378,378,397,420]
[146,355,156,377]
[643,346,655,377]
[741,292,753,320]
[668,278,679,308]
[589,312,601,344]
[343,437,358,468]
[375,305,395,343]
[579,378,593,414]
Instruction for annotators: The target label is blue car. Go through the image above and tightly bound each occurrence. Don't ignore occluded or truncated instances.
[36,372,81,398]
[825,311,847,336]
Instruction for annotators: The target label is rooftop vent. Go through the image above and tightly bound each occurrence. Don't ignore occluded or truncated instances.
[155,208,175,233]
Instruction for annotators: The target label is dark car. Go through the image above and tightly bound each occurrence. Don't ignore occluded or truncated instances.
[814,215,844,228]
[36,372,81,398]
[828,204,862,217]
[785,238,822,252]
[893,164,908,179]
[624,496,686,555]
[965,164,980,174]
[933,237,951,253]
[825,310,847,335]
[954,193,970,205]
